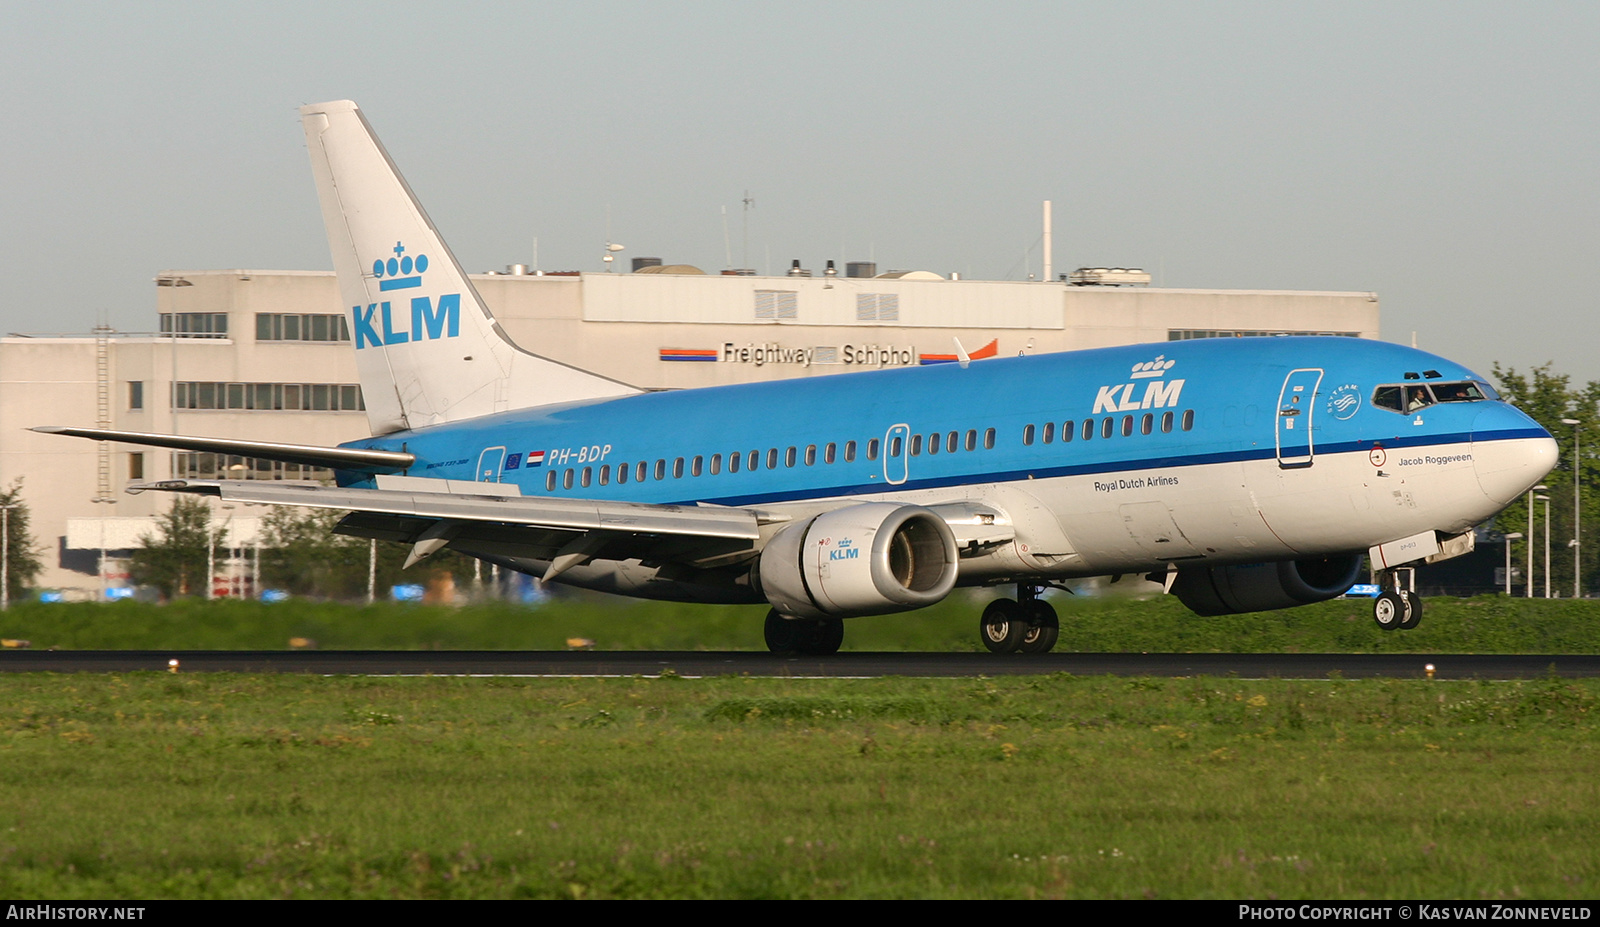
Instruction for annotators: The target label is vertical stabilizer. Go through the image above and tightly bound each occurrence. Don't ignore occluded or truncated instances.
[300,100,640,434]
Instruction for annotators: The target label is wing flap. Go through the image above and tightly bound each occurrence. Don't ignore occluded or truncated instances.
[130,479,761,540]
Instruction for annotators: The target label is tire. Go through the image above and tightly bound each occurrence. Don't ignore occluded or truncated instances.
[1372,592,1405,631]
[1398,591,1422,630]
[1019,599,1060,654]
[765,609,845,655]
[980,599,1027,653]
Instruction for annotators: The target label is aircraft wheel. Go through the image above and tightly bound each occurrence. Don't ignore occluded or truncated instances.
[1398,591,1423,630]
[764,609,844,655]
[1372,592,1405,631]
[980,599,1027,653]
[1019,599,1060,654]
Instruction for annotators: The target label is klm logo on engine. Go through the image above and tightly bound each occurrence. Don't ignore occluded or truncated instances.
[829,539,860,561]
[1092,355,1185,414]
[353,241,460,349]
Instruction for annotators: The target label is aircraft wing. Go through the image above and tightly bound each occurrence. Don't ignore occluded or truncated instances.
[130,478,767,579]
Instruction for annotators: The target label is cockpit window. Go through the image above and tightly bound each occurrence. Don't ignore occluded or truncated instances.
[1373,380,1492,414]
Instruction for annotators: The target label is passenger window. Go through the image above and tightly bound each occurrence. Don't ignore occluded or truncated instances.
[767,448,778,469]
[1121,415,1134,437]
[845,440,857,462]
[599,465,610,486]
[617,462,628,484]
[984,428,995,449]
[965,429,977,451]
[946,432,958,453]
[1141,413,1153,435]
[654,459,666,481]
[581,467,592,488]
[1062,421,1074,442]
[637,461,648,482]
[1023,424,1035,446]
[547,471,557,491]
[691,456,703,477]
[1161,411,1174,433]
[928,434,940,455]
[748,450,759,471]
[869,438,881,460]
[673,457,685,478]
[1041,422,1053,444]
[889,436,902,457]
[805,445,817,465]
[1101,418,1114,439]
[1182,410,1195,431]
[785,446,797,467]
[1082,419,1094,441]
[563,469,575,489]
[728,452,740,473]
[825,443,836,464]
[910,435,923,456]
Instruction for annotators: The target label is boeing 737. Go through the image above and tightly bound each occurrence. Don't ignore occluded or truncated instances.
[38,100,1558,654]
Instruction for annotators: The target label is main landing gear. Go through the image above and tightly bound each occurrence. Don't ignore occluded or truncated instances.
[764,609,845,655]
[1371,567,1422,631]
[980,584,1060,654]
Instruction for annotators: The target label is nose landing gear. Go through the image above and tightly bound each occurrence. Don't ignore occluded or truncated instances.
[1372,567,1422,631]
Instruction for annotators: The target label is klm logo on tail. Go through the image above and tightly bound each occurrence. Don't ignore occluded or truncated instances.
[1091,355,1186,413]
[353,241,460,349]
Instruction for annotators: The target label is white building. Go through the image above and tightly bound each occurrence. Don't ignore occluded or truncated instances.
[0,267,1379,597]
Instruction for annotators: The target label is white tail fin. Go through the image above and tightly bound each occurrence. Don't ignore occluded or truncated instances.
[300,100,640,435]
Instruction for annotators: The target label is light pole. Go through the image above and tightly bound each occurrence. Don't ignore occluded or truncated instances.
[1537,494,1551,598]
[0,503,17,611]
[1562,418,1581,597]
[1503,532,1523,596]
[1527,484,1547,597]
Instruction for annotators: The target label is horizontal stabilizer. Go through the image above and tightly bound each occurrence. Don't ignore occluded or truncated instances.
[32,426,414,473]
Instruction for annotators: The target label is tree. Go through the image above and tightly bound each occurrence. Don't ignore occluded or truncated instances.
[259,506,477,600]
[1,480,43,603]
[130,496,221,599]
[1491,363,1600,596]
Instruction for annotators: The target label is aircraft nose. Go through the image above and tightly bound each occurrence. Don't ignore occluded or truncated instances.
[1471,405,1557,506]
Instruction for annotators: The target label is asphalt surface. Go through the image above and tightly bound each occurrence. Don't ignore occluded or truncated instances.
[1,650,1597,678]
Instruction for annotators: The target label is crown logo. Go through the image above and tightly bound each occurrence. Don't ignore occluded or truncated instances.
[1129,356,1176,379]
[372,241,429,291]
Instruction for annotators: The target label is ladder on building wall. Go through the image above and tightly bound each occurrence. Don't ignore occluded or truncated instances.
[93,324,114,504]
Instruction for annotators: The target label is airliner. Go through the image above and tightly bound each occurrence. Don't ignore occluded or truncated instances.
[37,100,1557,654]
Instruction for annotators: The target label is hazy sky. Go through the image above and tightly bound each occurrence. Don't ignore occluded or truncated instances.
[3,1,1596,382]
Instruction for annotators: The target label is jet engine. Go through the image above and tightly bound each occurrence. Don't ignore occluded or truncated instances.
[1170,553,1365,616]
[753,503,959,619]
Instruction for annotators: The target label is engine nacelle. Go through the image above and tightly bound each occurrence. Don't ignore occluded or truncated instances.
[1170,553,1365,616]
[754,503,959,619]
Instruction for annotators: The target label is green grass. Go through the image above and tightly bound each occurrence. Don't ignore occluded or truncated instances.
[3,592,1600,653]
[0,673,1595,898]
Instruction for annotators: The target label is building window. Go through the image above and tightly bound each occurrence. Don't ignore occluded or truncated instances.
[159,313,228,338]
[171,381,365,411]
[754,290,799,321]
[128,453,144,480]
[171,452,333,482]
[854,293,900,322]
[256,313,352,343]
[128,381,144,411]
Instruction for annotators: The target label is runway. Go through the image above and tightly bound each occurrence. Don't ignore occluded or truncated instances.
[2,650,1597,679]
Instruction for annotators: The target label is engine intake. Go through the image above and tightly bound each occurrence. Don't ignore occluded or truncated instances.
[1170,553,1365,616]
[755,503,959,619]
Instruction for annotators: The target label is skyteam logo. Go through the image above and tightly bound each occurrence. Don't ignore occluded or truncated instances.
[1092,355,1185,414]
[1327,384,1362,421]
[353,240,460,350]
